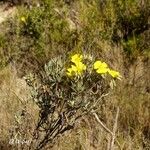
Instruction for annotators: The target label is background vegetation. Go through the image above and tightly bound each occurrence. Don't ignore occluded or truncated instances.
[0,0,149,149]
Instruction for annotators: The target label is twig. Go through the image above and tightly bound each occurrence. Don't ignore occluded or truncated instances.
[92,107,120,150]
[110,107,119,150]
[93,112,113,135]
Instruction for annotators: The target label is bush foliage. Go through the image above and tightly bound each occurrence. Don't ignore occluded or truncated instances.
[25,53,121,149]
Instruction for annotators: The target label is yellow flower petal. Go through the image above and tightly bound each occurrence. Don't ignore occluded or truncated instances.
[108,69,121,78]
[71,54,83,64]
[101,62,108,68]
[94,61,108,70]
[76,62,86,72]
[67,68,72,72]
[66,68,73,76]
[21,16,26,23]
[66,72,72,76]
[71,65,78,72]
[96,68,108,74]
[94,61,102,69]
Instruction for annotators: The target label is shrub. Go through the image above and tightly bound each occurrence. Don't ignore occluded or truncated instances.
[25,53,121,149]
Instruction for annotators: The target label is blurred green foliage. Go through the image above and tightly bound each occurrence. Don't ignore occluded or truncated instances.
[0,0,149,69]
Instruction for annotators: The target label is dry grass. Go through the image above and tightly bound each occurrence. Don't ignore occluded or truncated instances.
[0,66,38,150]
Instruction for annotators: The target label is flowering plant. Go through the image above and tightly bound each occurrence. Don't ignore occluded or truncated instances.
[26,53,121,149]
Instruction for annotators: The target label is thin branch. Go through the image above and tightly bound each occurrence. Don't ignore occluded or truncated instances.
[93,107,120,150]
[93,112,113,135]
[110,107,119,150]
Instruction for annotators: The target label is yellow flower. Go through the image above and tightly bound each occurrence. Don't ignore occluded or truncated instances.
[94,61,108,70]
[67,53,86,77]
[76,62,86,71]
[21,16,26,23]
[108,69,121,78]
[71,54,83,64]
[96,67,109,74]
[94,60,108,74]
[66,62,86,76]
